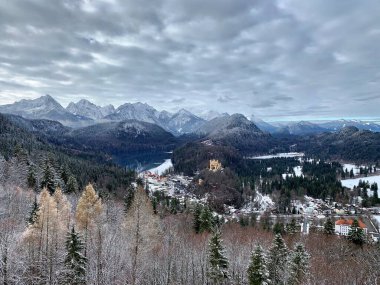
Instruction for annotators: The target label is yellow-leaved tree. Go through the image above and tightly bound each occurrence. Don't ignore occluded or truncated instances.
[124,185,161,285]
[22,187,71,284]
[75,184,102,254]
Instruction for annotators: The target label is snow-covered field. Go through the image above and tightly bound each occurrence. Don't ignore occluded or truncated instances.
[341,175,380,189]
[343,164,362,175]
[147,159,173,175]
[248,152,305,160]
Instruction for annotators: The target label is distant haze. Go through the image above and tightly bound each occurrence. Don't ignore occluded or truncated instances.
[0,1,379,121]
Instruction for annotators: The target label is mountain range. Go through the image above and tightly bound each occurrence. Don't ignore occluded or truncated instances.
[1,95,379,138]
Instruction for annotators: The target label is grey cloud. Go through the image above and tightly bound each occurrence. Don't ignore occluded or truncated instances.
[0,0,379,120]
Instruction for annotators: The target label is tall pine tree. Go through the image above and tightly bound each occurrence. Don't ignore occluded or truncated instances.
[208,230,229,284]
[324,218,335,235]
[348,219,365,245]
[40,161,56,194]
[27,196,40,226]
[193,203,202,234]
[268,234,288,285]
[247,245,269,285]
[62,227,87,285]
[287,243,309,285]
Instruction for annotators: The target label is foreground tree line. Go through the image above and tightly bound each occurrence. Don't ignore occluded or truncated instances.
[0,182,380,284]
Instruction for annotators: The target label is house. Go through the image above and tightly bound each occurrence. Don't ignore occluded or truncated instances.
[335,218,367,236]
[209,159,222,171]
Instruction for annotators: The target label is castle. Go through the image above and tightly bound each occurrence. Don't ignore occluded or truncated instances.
[209,159,222,171]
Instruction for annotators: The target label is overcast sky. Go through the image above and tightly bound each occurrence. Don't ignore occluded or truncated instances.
[0,0,379,121]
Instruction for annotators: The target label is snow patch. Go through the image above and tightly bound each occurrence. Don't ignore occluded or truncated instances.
[147,159,173,175]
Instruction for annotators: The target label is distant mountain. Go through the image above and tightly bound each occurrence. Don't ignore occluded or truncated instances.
[275,121,327,136]
[165,109,205,135]
[250,115,278,133]
[196,114,271,153]
[198,110,229,121]
[317,119,380,132]
[105,102,160,124]
[299,126,380,162]
[3,114,70,137]
[0,95,93,127]
[105,103,205,135]
[66,99,115,120]
[68,120,177,154]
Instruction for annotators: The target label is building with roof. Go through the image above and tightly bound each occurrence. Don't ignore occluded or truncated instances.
[209,159,222,171]
[335,218,367,236]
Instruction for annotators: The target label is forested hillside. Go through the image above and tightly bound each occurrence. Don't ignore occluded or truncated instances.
[0,114,135,196]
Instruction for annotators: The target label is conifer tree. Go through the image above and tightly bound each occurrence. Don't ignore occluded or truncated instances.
[247,245,269,285]
[200,206,214,233]
[348,219,365,245]
[324,218,335,235]
[27,165,37,189]
[66,175,79,193]
[123,185,135,214]
[208,230,229,284]
[193,203,202,234]
[62,227,87,285]
[27,196,40,226]
[268,234,288,285]
[40,161,56,194]
[60,163,71,184]
[286,218,297,234]
[287,243,309,285]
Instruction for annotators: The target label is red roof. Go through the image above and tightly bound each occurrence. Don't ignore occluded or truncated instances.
[335,219,367,228]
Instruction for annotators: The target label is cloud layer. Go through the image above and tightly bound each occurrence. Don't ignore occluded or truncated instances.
[0,0,379,120]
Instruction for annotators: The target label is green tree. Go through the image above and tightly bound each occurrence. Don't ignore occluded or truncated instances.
[348,219,365,245]
[287,243,309,285]
[324,218,335,235]
[123,186,135,214]
[27,165,37,189]
[286,218,297,234]
[27,196,40,226]
[193,204,202,233]
[200,206,214,233]
[208,230,229,284]
[273,222,285,235]
[268,234,288,285]
[247,245,269,285]
[66,175,79,193]
[62,227,87,285]
[40,161,56,194]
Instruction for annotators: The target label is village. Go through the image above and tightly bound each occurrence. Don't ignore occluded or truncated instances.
[141,158,380,242]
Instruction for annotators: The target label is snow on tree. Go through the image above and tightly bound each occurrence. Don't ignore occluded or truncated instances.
[27,196,40,226]
[124,184,160,285]
[193,203,202,233]
[348,219,365,245]
[66,175,79,193]
[27,165,37,190]
[40,161,56,194]
[22,187,67,283]
[287,243,310,285]
[323,218,335,235]
[200,206,214,233]
[207,229,229,284]
[61,227,87,285]
[268,234,288,285]
[75,183,103,255]
[53,187,71,230]
[247,244,269,285]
